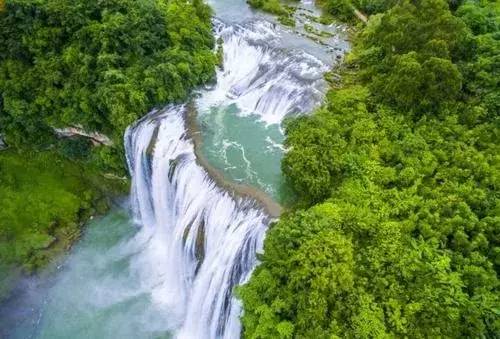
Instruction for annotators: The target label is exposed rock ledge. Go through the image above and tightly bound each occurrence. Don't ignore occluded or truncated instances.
[54,125,113,146]
[0,134,7,151]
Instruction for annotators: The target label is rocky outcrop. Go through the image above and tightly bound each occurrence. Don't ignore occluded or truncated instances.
[0,134,7,151]
[54,125,113,146]
[354,8,368,24]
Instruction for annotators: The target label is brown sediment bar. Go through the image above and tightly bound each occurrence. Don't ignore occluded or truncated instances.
[184,102,283,218]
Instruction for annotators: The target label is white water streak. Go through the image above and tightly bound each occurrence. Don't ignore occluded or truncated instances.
[125,106,268,339]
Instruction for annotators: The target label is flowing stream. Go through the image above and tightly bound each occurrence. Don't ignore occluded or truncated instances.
[0,1,347,338]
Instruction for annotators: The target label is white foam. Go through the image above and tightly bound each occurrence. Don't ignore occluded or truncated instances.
[125,106,269,339]
[197,20,329,126]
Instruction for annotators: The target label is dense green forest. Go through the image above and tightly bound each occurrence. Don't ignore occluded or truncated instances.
[0,0,216,285]
[241,0,499,337]
[0,0,216,172]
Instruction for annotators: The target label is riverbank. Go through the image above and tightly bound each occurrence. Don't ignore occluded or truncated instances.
[0,0,217,304]
[0,208,145,339]
[0,150,128,302]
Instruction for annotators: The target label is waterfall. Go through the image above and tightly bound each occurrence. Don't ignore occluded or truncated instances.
[125,106,269,339]
[198,19,330,125]
[124,18,341,339]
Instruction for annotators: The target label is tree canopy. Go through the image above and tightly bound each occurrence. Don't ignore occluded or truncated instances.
[0,0,216,171]
[240,0,499,337]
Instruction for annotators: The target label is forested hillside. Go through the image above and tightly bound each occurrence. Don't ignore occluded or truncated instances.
[0,0,216,171]
[0,0,216,284]
[241,0,499,337]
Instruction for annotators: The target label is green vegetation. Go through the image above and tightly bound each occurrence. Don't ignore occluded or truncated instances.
[0,0,217,172]
[240,0,499,337]
[278,13,296,27]
[304,23,334,38]
[0,149,128,301]
[0,150,126,271]
[248,0,289,15]
[248,0,298,27]
[316,0,397,21]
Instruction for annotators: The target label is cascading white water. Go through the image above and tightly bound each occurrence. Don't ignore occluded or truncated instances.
[198,19,330,125]
[125,106,269,339]
[124,17,344,339]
